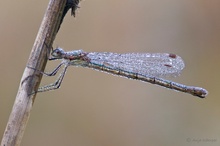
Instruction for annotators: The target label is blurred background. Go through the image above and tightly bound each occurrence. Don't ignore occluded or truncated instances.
[0,0,220,146]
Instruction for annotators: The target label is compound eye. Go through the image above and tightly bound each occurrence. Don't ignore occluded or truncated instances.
[55,49,61,55]
[51,49,62,57]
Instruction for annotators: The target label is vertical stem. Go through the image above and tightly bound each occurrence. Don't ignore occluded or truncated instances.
[1,0,68,145]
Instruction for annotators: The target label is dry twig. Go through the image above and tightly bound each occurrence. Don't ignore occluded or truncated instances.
[1,0,80,145]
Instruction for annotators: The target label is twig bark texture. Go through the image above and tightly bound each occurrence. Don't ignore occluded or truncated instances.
[1,0,79,145]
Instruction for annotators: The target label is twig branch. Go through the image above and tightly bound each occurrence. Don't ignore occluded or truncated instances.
[1,0,79,145]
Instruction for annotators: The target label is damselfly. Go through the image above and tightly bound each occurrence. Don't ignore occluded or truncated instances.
[30,48,208,98]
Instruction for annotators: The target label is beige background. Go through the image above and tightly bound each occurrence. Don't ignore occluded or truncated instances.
[0,0,220,146]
